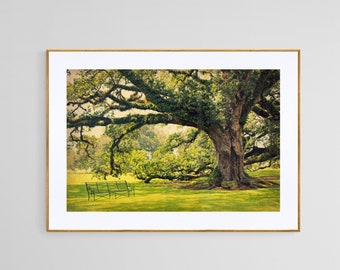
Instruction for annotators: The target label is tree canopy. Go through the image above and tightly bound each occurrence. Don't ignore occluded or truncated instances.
[67,69,280,189]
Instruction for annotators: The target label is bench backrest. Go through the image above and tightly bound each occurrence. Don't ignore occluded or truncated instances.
[85,180,133,200]
[86,181,131,194]
[106,181,128,191]
[85,182,108,193]
[115,181,128,190]
[96,182,108,193]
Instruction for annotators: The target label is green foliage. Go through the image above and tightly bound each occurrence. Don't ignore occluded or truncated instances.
[68,122,218,183]
[243,110,280,168]
[134,129,217,182]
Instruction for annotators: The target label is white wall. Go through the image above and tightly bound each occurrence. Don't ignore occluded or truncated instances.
[1,0,339,269]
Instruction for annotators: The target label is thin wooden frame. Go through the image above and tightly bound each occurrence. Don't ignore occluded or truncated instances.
[46,49,300,232]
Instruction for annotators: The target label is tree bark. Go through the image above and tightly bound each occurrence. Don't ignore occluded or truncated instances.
[207,79,249,189]
[207,123,249,189]
[206,76,251,189]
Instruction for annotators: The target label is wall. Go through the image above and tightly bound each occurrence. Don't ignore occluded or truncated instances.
[1,0,339,269]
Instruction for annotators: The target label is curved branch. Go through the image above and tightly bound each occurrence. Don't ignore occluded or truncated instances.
[118,70,173,112]
[244,154,279,166]
[252,105,270,119]
[258,98,280,121]
[67,111,200,130]
[109,122,144,175]
[106,93,159,112]
[69,126,95,159]
[244,146,279,165]
[68,115,113,128]
[244,146,268,159]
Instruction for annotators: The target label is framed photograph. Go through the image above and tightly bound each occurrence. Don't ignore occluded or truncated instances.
[46,50,300,231]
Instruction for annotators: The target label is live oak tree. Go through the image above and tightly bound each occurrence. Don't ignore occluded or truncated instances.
[67,69,280,189]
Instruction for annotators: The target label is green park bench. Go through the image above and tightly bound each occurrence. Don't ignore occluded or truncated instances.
[85,181,135,201]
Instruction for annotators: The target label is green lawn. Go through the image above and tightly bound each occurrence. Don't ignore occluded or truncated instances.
[67,169,280,212]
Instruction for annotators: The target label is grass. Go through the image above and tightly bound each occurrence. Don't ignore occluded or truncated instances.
[67,168,280,212]
[247,168,280,178]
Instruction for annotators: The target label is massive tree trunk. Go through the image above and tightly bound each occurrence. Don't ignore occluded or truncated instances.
[206,82,251,189]
[208,123,249,189]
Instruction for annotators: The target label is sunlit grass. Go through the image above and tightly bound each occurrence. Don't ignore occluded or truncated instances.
[246,168,280,178]
[67,169,280,212]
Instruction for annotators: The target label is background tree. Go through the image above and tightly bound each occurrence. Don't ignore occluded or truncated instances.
[67,69,280,189]
[67,124,164,179]
[134,129,216,183]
